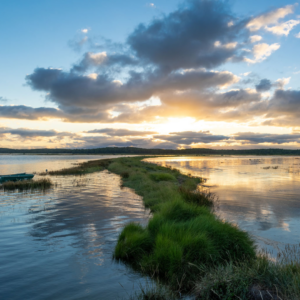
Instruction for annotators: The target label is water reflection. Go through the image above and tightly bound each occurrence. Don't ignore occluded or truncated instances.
[0,156,150,300]
[146,156,300,253]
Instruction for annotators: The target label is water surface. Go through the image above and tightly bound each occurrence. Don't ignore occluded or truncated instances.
[146,156,300,253]
[0,155,149,300]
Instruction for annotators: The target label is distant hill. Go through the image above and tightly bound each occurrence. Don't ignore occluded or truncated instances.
[0,147,300,155]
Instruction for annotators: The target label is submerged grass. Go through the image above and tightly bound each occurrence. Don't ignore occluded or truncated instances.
[2,178,53,191]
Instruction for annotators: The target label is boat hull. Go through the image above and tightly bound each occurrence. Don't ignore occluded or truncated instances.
[0,174,34,183]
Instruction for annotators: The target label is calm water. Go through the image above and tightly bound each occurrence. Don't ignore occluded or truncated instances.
[2,155,300,300]
[0,155,150,300]
[146,156,300,253]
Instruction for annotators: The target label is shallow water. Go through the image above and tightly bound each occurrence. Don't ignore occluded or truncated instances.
[146,156,300,254]
[0,155,150,300]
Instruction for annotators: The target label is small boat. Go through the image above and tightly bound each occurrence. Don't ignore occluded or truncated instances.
[0,173,34,183]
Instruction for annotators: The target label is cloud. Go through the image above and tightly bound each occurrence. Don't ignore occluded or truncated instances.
[0,127,74,139]
[0,105,63,120]
[126,0,248,70]
[247,4,296,31]
[0,97,8,103]
[81,28,89,33]
[255,79,272,92]
[154,131,230,145]
[265,19,300,36]
[25,67,240,119]
[85,128,157,136]
[295,32,300,38]
[2,0,297,131]
[249,35,262,43]
[275,77,291,89]
[72,52,138,72]
[233,132,300,144]
[146,3,156,8]
[245,43,280,63]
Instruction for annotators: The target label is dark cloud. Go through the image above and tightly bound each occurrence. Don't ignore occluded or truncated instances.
[86,128,157,136]
[0,105,63,120]
[234,132,300,144]
[0,127,74,139]
[72,52,139,73]
[255,79,272,92]
[25,67,239,114]
[127,0,247,70]
[154,131,230,145]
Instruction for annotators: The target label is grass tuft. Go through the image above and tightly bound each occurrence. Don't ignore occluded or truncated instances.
[149,172,176,182]
[2,178,53,191]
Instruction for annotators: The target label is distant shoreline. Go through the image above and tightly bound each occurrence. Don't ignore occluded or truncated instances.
[1,146,300,156]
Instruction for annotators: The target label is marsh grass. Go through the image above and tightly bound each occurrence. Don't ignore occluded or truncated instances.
[110,157,256,292]
[126,280,178,300]
[2,178,53,191]
[41,156,299,298]
[194,246,300,300]
[39,159,111,175]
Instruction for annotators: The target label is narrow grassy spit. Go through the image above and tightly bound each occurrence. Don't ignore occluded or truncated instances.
[107,157,256,294]
[1,178,53,191]
[40,156,300,299]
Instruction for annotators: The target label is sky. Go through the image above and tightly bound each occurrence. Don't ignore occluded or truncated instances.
[1,0,300,150]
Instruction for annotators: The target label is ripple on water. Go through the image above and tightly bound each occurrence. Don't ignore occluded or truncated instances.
[0,168,150,300]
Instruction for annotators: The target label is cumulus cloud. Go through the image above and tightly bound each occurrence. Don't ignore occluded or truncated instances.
[25,67,240,118]
[275,77,291,89]
[255,79,272,92]
[249,35,262,43]
[247,4,296,31]
[266,19,300,36]
[295,32,300,38]
[245,43,280,63]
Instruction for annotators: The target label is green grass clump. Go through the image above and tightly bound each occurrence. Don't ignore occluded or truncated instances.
[109,157,255,292]
[179,186,215,207]
[149,172,176,182]
[194,247,300,300]
[2,178,53,191]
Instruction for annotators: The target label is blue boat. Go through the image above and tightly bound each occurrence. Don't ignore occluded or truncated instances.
[0,173,34,183]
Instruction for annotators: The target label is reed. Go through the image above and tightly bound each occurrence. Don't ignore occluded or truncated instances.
[2,178,53,191]
[39,159,112,175]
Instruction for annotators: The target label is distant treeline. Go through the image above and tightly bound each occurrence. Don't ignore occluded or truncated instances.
[1,147,300,155]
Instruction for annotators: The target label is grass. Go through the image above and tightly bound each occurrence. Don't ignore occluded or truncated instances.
[1,178,53,191]
[39,159,112,175]
[108,157,256,292]
[194,246,300,300]
[37,156,300,299]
